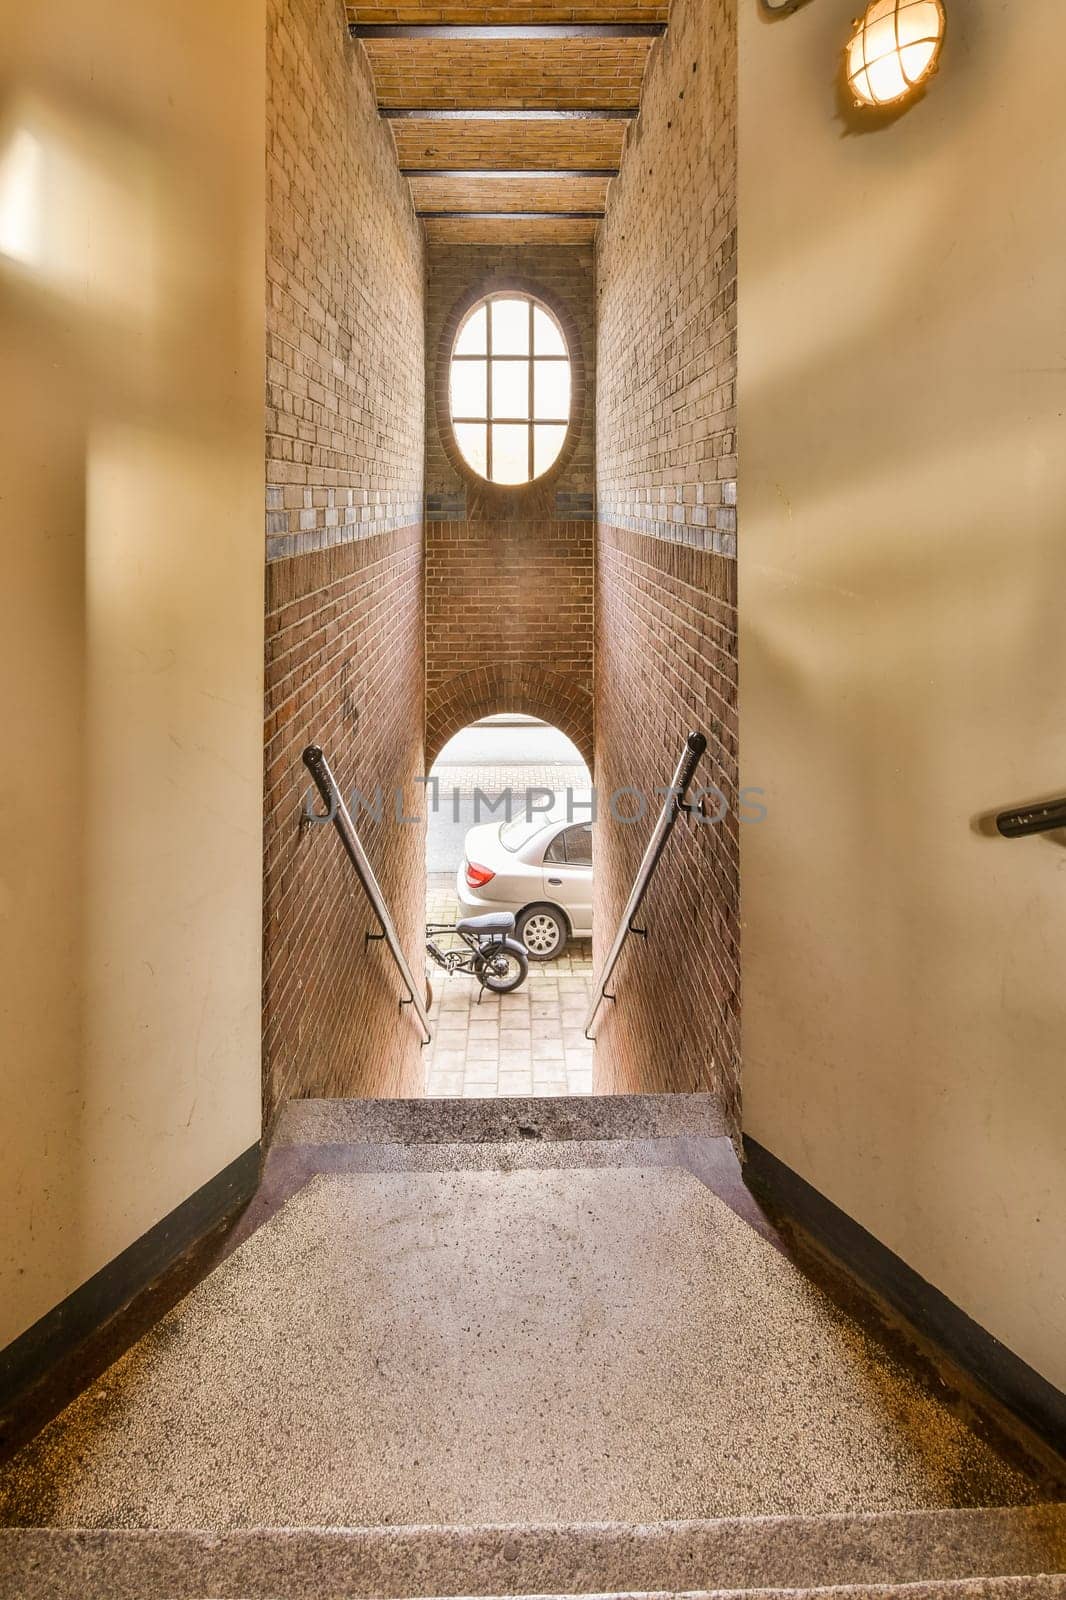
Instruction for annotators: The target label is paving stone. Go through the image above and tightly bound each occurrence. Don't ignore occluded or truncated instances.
[423,872,593,1099]
[497,1073,534,1095]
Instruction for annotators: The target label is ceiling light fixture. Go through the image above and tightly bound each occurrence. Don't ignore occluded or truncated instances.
[846,0,946,109]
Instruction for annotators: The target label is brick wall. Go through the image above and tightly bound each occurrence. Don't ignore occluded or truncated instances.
[424,243,595,764]
[264,0,426,1126]
[593,0,739,1127]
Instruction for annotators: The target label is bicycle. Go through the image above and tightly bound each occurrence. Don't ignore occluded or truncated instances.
[425,911,529,996]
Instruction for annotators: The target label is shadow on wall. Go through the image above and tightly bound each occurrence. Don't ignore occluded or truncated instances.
[0,11,263,1359]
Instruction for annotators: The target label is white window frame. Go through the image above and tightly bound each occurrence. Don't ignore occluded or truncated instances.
[450,292,571,484]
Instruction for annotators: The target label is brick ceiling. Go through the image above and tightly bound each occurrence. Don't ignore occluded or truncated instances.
[346,2,669,242]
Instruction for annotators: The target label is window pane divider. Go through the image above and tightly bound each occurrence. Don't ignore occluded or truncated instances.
[486,298,493,478]
[528,299,535,480]
[454,354,567,362]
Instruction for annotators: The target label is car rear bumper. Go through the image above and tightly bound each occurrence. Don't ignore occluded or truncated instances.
[455,864,518,919]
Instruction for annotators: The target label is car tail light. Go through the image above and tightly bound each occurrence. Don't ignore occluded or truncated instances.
[465,860,495,889]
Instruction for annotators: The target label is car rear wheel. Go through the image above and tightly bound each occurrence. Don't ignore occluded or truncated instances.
[517,903,569,961]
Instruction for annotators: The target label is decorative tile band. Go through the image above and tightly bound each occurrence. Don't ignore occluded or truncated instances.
[426,490,468,523]
[265,484,422,562]
[554,490,595,520]
[596,480,737,558]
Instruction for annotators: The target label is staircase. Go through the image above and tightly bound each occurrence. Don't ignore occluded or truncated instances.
[1,1095,1063,1598]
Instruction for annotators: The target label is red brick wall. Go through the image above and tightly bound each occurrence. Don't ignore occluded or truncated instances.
[264,0,426,1126]
[263,536,426,1125]
[593,0,739,1126]
[425,520,595,766]
[424,243,595,762]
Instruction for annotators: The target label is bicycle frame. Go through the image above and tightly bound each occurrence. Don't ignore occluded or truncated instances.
[425,921,500,977]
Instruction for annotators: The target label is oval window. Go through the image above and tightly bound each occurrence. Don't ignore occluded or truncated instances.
[449,293,571,486]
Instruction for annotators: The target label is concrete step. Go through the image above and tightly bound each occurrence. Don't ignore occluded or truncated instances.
[272,1092,730,1147]
[431,1587,1066,1600]
[417,1588,1066,1600]
[3,1507,1065,1599]
[698,1586,1066,1598]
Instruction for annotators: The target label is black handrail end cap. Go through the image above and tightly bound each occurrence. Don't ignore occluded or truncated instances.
[686,731,708,756]
[302,744,324,768]
[994,799,1066,838]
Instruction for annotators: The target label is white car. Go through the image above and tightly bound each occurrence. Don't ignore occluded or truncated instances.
[456,805,593,959]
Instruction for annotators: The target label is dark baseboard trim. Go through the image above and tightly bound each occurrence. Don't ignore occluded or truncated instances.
[0,1142,260,1438]
[743,1137,1066,1460]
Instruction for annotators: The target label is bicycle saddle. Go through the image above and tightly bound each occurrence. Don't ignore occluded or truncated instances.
[456,912,515,935]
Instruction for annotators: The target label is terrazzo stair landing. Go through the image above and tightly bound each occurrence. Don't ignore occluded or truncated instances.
[3,1506,1066,1598]
[1,1095,1064,1597]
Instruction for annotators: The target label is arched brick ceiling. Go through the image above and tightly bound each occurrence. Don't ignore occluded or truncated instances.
[346,2,669,243]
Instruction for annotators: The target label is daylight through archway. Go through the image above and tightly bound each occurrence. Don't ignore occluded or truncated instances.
[423,714,594,1098]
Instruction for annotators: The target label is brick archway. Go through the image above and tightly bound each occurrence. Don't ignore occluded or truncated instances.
[426,665,594,772]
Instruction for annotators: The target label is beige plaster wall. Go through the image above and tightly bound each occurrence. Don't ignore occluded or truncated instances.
[0,1,265,1349]
[739,0,1066,1389]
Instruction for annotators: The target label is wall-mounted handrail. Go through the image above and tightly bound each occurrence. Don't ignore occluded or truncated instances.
[584,730,707,1041]
[302,744,432,1045]
[995,796,1066,838]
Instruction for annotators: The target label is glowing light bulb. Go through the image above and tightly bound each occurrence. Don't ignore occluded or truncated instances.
[846,0,946,109]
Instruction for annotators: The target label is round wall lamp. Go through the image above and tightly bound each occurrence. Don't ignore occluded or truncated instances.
[845,0,946,108]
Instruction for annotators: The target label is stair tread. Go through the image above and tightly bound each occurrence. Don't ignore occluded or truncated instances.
[1,1165,1043,1530]
[3,1508,1065,1600]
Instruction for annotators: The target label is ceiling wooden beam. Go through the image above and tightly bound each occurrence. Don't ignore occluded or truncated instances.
[401,168,618,179]
[351,23,664,39]
[416,210,605,220]
[382,108,638,121]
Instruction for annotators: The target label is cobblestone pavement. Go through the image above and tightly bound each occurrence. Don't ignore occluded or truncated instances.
[427,762,590,800]
[423,872,594,1098]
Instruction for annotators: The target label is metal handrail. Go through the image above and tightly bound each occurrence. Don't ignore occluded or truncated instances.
[584,730,707,1040]
[996,796,1066,838]
[302,744,432,1045]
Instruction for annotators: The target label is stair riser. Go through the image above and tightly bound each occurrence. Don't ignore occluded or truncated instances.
[272,1094,729,1148]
